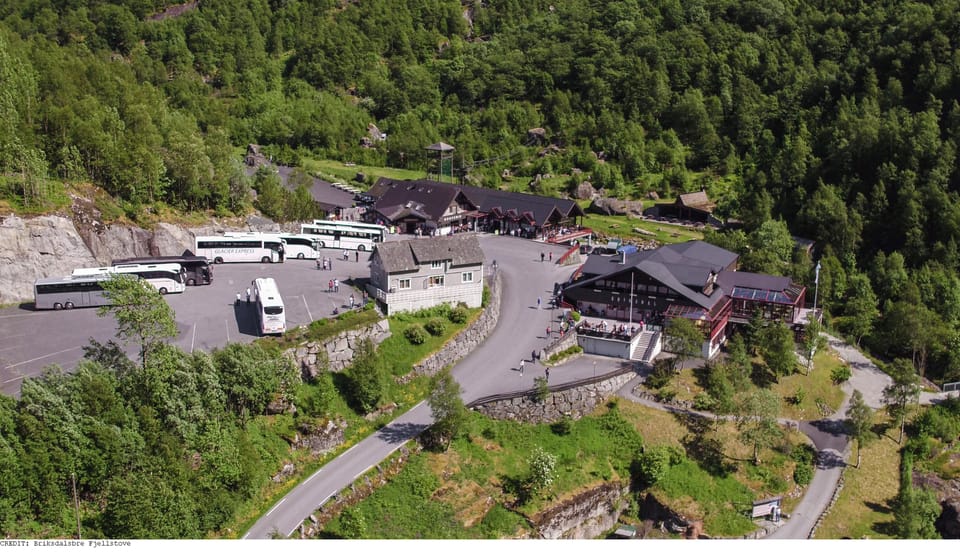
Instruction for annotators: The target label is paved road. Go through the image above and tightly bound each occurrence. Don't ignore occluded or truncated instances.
[244,235,581,538]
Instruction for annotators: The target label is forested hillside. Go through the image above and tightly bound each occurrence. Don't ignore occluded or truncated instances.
[2,1,960,375]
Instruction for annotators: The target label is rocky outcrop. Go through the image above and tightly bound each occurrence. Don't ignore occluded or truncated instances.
[533,482,630,539]
[588,197,645,217]
[640,492,704,537]
[914,471,960,539]
[293,417,348,456]
[0,207,288,304]
[0,215,99,304]
[287,319,392,378]
[573,181,597,200]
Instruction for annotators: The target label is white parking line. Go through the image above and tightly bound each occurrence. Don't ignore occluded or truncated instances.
[190,324,197,353]
[301,296,313,322]
[5,346,81,369]
[225,319,230,342]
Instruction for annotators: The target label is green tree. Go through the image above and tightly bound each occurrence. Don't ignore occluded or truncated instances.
[842,273,879,346]
[425,369,466,451]
[801,318,826,374]
[882,359,921,445]
[845,390,874,469]
[759,321,798,380]
[97,273,178,369]
[664,317,704,382]
[741,219,794,275]
[212,343,298,421]
[344,338,386,414]
[736,388,782,465]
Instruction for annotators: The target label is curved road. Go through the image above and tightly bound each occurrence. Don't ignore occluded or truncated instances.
[245,238,954,539]
[244,234,573,538]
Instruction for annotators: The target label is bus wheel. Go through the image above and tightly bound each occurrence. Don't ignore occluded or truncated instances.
[53,302,63,310]
[159,287,168,295]
[357,245,366,251]
[187,278,196,286]
[65,302,74,309]
[261,256,271,263]
[297,253,305,259]
[214,257,224,264]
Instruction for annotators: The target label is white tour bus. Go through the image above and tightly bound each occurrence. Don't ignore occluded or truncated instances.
[72,263,186,294]
[252,277,285,335]
[34,274,113,310]
[222,231,321,260]
[299,219,387,251]
[195,235,284,264]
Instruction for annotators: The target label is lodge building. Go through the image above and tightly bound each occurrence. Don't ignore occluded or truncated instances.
[561,240,806,360]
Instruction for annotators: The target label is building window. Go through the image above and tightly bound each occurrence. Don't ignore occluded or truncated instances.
[428,275,444,288]
[430,261,443,269]
[398,279,411,290]
[462,272,474,283]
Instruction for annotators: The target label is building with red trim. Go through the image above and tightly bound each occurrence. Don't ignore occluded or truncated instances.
[561,240,806,359]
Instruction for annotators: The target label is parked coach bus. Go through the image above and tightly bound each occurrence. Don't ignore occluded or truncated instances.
[72,263,186,294]
[195,235,284,264]
[299,219,387,251]
[252,277,285,335]
[112,255,212,286]
[34,274,113,310]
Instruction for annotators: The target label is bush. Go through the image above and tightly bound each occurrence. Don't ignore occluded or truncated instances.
[448,306,468,324]
[830,365,852,385]
[570,311,581,322]
[482,286,490,307]
[424,318,446,336]
[404,324,427,345]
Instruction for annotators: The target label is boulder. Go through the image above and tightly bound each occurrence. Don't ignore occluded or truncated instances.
[588,197,645,217]
[574,181,597,200]
[936,497,960,539]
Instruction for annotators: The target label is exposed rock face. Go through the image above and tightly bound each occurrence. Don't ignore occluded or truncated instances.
[294,418,347,456]
[574,181,597,200]
[533,482,630,539]
[0,209,288,305]
[640,492,701,536]
[588,197,645,217]
[0,215,99,304]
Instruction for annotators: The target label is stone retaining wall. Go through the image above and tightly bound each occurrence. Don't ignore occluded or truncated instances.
[472,371,636,424]
[409,271,502,378]
[286,319,391,378]
[542,330,578,360]
[534,481,630,539]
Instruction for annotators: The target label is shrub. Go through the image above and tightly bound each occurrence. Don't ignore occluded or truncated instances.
[551,415,573,435]
[482,286,490,307]
[448,306,468,324]
[424,318,446,336]
[830,365,852,385]
[570,311,581,322]
[404,324,427,344]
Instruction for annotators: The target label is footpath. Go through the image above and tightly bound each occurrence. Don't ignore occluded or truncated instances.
[613,333,953,539]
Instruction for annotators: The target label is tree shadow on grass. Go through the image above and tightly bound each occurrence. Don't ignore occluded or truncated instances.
[672,410,738,477]
[750,362,777,388]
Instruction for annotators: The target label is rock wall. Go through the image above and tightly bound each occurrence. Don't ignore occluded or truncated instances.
[0,215,99,305]
[534,482,630,539]
[471,371,636,424]
[409,271,502,378]
[286,319,392,377]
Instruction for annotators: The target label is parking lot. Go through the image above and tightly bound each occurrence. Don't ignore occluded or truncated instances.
[0,252,372,397]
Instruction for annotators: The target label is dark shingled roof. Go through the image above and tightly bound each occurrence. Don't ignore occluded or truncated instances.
[374,234,484,274]
[677,191,714,210]
[372,181,474,227]
[369,178,585,226]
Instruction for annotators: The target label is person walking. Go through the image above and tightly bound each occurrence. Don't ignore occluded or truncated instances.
[537,296,541,309]
[334,278,339,292]
[349,294,355,308]
[235,292,241,305]
[246,287,251,304]
[545,368,550,382]
[328,279,333,293]
[343,250,348,261]
[531,349,537,362]
[546,325,551,337]
[355,251,359,262]
[540,252,545,262]
[549,251,553,262]
[519,359,525,376]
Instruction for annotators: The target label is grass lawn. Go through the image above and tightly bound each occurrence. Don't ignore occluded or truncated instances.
[771,348,847,421]
[814,421,901,539]
[578,205,705,246]
[304,159,424,186]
